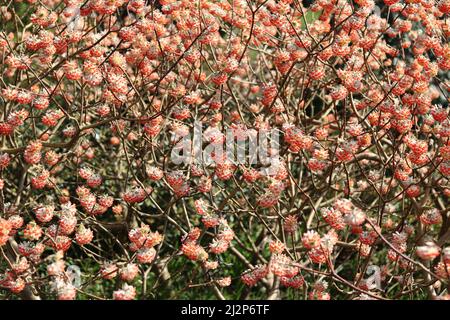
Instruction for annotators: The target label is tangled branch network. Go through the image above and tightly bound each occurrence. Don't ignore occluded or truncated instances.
[0,0,449,300]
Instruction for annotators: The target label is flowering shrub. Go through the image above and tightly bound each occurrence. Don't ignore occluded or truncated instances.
[0,0,449,300]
